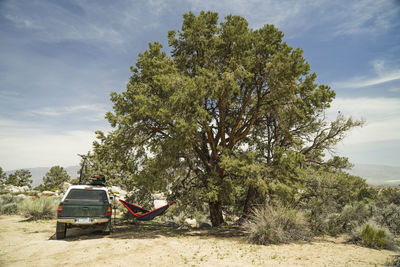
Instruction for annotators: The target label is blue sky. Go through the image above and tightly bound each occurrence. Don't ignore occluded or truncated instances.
[0,0,399,170]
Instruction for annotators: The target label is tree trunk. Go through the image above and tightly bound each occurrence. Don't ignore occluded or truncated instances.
[209,200,224,226]
[242,185,257,218]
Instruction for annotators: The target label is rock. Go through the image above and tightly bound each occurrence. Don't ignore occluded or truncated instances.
[152,192,165,199]
[154,199,168,209]
[199,222,212,229]
[6,185,29,193]
[17,194,27,198]
[41,191,57,197]
[184,218,198,228]
[20,186,30,192]
[62,182,71,192]
[108,186,127,200]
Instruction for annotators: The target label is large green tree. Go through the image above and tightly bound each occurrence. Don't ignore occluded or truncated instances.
[6,169,32,188]
[43,166,71,191]
[96,11,361,226]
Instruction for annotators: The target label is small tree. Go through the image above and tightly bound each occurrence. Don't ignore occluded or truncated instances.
[0,167,6,183]
[6,169,32,188]
[43,166,71,191]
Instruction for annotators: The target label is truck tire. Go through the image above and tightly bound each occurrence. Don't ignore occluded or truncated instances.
[56,222,67,239]
[103,221,111,235]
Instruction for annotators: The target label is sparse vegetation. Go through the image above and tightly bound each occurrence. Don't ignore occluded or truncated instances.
[0,194,23,215]
[19,197,59,220]
[375,203,400,235]
[299,169,376,235]
[242,203,311,245]
[350,221,397,250]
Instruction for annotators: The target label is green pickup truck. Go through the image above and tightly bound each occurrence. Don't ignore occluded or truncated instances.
[56,184,112,239]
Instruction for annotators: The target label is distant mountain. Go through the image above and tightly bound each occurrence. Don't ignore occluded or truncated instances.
[5,166,80,187]
[348,163,400,186]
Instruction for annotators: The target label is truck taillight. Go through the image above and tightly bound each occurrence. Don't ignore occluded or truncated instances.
[57,205,63,215]
[107,205,112,216]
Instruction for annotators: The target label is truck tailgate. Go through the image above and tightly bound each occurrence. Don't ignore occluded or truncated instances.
[60,202,108,217]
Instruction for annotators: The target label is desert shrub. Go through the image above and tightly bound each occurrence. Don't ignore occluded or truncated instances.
[306,201,374,236]
[350,221,396,250]
[377,188,400,206]
[19,197,59,220]
[300,170,376,235]
[386,255,400,267]
[242,203,311,245]
[0,194,23,215]
[375,203,400,235]
[326,202,374,235]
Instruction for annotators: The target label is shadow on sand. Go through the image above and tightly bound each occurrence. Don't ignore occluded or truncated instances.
[48,219,246,242]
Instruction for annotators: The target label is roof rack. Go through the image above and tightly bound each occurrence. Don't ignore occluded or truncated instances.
[90,174,106,186]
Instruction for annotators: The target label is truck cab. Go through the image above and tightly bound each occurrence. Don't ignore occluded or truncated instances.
[56,175,112,239]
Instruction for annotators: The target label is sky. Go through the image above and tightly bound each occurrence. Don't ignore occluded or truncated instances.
[0,0,399,171]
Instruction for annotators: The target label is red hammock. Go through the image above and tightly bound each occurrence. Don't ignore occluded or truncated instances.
[119,199,175,221]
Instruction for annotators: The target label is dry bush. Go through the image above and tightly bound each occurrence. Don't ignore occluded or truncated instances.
[325,202,373,236]
[19,197,59,220]
[375,203,400,235]
[0,194,23,215]
[242,204,312,245]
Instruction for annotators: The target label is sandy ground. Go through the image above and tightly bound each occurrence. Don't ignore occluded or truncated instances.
[0,215,397,267]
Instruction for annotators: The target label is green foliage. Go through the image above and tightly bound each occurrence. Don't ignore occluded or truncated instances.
[34,184,45,192]
[325,202,373,236]
[375,203,400,235]
[377,188,400,206]
[0,194,24,215]
[42,166,71,191]
[20,197,59,220]
[362,224,385,249]
[299,169,375,234]
[5,169,32,188]
[0,167,6,183]
[242,203,311,245]
[93,11,362,225]
[351,222,396,250]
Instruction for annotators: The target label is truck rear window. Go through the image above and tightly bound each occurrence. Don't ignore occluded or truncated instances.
[65,189,108,202]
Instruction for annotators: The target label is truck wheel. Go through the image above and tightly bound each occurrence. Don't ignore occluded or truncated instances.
[56,222,67,239]
[103,221,111,235]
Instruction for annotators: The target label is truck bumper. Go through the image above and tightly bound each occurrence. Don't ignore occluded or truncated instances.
[57,217,109,225]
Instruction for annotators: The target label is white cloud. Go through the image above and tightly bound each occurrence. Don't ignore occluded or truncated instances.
[29,104,107,121]
[0,117,111,170]
[333,60,400,89]
[4,0,397,51]
[332,0,400,36]
[2,1,127,47]
[186,0,400,38]
[0,129,96,170]
[329,97,400,144]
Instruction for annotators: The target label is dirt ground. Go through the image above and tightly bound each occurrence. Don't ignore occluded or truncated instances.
[0,215,397,266]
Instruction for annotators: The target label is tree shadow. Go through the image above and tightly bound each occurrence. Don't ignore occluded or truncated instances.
[108,220,246,240]
[48,224,110,241]
[49,219,247,242]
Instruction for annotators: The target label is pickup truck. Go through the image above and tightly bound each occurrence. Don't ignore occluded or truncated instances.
[56,183,112,239]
